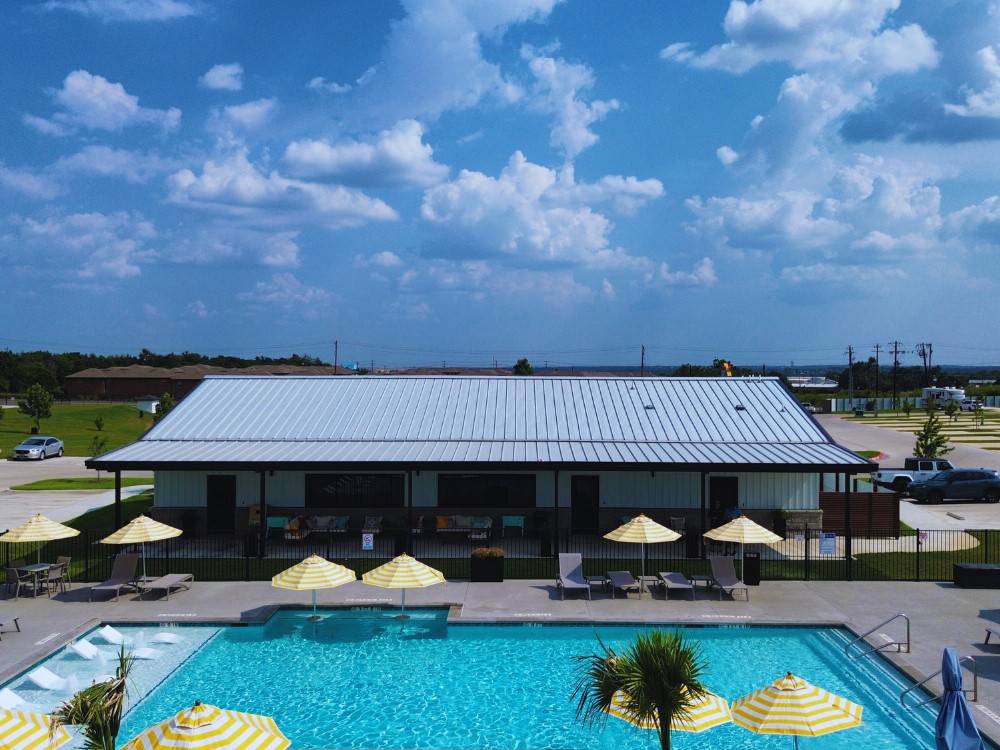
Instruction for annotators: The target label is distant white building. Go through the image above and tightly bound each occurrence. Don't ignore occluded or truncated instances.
[922,387,966,405]
[135,397,161,415]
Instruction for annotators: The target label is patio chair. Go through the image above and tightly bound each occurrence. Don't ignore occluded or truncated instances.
[658,571,695,600]
[0,615,20,641]
[502,515,526,537]
[42,562,67,597]
[89,553,140,602]
[5,568,34,600]
[669,516,686,533]
[55,556,72,588]
[556,553,591,600]
[139,573,193,600]
[708,556,749,601]
[608,570,641,599]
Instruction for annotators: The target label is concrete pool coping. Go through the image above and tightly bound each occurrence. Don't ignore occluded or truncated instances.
[3,579,1000,747]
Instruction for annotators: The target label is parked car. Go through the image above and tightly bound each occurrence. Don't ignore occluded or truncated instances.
[872,457,954,492]
[960,398,982,412]
[800,403,818,414]
[907,469,1000,504]
[11,436,64,460]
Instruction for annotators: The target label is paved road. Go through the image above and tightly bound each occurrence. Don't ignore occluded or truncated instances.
[818,413,1000,471]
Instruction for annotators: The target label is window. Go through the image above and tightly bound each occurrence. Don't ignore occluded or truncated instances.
[305,474,404,508]
[919,461,933,471]
[437,474,536,509]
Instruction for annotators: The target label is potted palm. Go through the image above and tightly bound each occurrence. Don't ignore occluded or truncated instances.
[573,630,707,750]
[470,546,504,582]
[55,647,134,750]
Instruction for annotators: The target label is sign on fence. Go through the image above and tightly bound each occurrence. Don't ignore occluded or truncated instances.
[361,533,374,551]
[819,532,837,556]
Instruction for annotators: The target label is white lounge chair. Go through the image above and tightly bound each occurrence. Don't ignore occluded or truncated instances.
[132,647,159,660]
[0,688,26,709]
[69,640,100,660]
[95,625,125,645]
[25,667,66,691]
[150,631,182,644]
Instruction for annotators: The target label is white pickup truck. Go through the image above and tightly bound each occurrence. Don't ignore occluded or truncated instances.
[872,458,955,492]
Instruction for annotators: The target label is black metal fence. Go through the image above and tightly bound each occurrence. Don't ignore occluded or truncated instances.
[2,527,996,583]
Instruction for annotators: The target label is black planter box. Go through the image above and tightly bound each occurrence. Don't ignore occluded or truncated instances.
[954,563,1000,588]
[470,556,504,582]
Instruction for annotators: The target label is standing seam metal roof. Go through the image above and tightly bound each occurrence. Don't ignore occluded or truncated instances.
[91,376,870,467]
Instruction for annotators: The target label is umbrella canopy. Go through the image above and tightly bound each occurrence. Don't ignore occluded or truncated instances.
[604,515,680,544]
[935,648,985,750]
[101,516,181,545]
[703,515,782,545]
[603,514,681,583]
[0,515,79,544]
[607,688,732,733]
[362,554,444,616]
[121,701,289,750]
[0,709,71,750]
[102,515,182,583]
[272,555,356,618]
[732,673,862,747]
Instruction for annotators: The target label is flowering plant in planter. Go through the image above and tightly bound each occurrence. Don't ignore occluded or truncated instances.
[470,546,505,581]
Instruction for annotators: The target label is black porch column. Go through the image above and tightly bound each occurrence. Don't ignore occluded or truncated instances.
[699,471,707,558]
[844,476,853,581]
[553,470,560,555]
[258,471,267,558]
[114,471,122,528]
[407,470,413,554]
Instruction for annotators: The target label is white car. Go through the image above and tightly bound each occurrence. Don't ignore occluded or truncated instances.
[12,436,64,460]
[960,399,982,412]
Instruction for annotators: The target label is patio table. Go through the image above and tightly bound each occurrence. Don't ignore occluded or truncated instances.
[17,563,51,597]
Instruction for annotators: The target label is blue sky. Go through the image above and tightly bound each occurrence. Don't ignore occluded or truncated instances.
[3,0,1000,368]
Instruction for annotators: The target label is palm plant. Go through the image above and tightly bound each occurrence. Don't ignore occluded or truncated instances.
[54,647,134,750]
[573,630,707,750]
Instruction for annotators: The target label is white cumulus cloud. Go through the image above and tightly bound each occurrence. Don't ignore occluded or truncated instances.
[40,0,199,22]
[716,145,739,165]
[945,46,1000,118]
[199,63,243,91]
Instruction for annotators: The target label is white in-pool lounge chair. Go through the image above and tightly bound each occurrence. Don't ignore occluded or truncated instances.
[0,688,26,710]
[658,571,695,600]
[132,647,159,660]
[556,553,592,600]
[25,667,66,691]
[150,631,182,644]
[94,625,125,645]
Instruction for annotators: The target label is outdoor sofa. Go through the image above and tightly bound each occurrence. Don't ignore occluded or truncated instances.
[283,515,351,542]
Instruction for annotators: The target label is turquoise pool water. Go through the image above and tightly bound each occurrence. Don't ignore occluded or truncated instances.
[109,610,946,750]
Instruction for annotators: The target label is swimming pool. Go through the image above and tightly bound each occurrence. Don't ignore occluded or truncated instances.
[4,610,957,749]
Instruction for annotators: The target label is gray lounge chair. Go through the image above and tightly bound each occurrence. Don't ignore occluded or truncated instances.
[709,556,749,600]
[89,553,140,602]
[0,615,20,640]
[608,570,640,599]
[139,573,193,600]
[658,571,695,600]
[556,553,591,600]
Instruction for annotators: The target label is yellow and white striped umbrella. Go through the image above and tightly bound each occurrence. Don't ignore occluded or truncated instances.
[0,515,79,544]
[731,673,863,746]
[703,515,782,545]
[272,555,355,618]
[0,709,70,750]
[121,701,289,750]
[362,554,444,616]
[604,515,681,544]
[607,688,732,733]
[101,515,181,545]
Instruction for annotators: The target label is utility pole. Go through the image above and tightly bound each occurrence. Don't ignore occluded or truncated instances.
[846,345,855,409]
[640,345,646,377]
[889,341,904,411]
[927,342,933,381]
[915,343,928,386]
[872,343,882,416]
[334,340,339,371]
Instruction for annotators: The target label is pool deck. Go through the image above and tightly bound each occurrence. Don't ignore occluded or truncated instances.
[4,579,1000,744]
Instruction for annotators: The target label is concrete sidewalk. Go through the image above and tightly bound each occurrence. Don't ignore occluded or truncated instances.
[0,484,152,528]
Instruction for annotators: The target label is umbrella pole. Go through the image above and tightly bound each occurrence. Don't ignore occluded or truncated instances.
[141,541,147,582]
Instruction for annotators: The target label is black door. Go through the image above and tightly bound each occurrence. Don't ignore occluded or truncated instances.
[709,476,739,527]
[571,476,600,534]
[206,475,237,534]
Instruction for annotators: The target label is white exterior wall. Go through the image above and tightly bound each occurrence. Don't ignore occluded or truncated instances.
[154,469,817,510]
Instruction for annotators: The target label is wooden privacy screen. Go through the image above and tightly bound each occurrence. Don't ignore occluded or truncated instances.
[818,491,900,536]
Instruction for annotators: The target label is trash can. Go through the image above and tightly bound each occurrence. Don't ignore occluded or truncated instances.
[743,552,761,586]
[853,408,864,417]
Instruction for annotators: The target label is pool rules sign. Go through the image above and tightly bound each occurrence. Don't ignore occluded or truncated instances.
[362,533,374,551]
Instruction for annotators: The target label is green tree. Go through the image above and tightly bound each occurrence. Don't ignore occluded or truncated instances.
[944,399,959,422]
[93,416,105,432]
[152,392,176,424]
[902,400,912,417]
[574,631,707,750]
[973,403,986,430]
[55,648,134,750]
[512,358,534,376]
[17,383,52,430]
[913,411,954,458]
[89,435,108,478]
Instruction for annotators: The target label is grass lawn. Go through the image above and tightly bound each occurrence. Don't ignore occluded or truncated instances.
[0,403,151,457]
[10,476,153,491]
[66,488,154,530]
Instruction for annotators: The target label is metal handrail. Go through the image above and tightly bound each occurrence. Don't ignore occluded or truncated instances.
[901,656,978,709]
[845,613,910,660]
